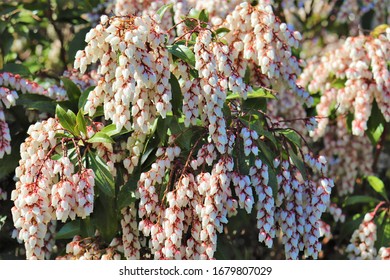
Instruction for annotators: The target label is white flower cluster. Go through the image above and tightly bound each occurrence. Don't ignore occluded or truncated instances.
[320,116,373,195]
[274,158,333,259]
[74,14,172,133]
[11,118,99,259]
[250,159,275,248]
[193,30,245,154]
[11,118,62,259]
[171,61,200,127]
[51,160,95,222]
[223,3,312,106]
[58,234,123,260]
[0,72,67,101]
[0,109,11,159]
[0,71,70,159]
[121,203,141,259]
[327,203,346,223]
[299,28,390,137]
[346,212,378,259]
[123,132,146,174]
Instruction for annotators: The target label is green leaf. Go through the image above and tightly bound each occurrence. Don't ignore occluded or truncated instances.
[367,176,389,201]
[87,132,114,144]
[256,139,275,168]
[117,176,138,211]
[330,78,346,89]
[100,124,119,137]
[1,63,31,76]
[170,73,183,117]
[61,77,81,103]
[56,220,81,239]
[55,104,78,136]
[167,44,195,67]
[87,151,115,198]
[156,3,173,20]
[366,101,386,145]
[226,88,276,100]
[376,212,390,250]
[16,94,56,114]
[51,153,63,161]
[199,9,209,23]
[156,116,172,144]
[76,109,87,136]
[289,148,308,180]
[93,195,117,243]
[343,195,380,207]
[78,86,94,110]
[215,27,230,38]
[80,217,95,238]
[279,129,302,148]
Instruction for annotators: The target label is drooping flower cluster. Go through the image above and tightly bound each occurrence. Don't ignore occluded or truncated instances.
[74,14,172,133]
[0,71,70,159]
[10,118,96,259]
[9,1,340,260]
[128,118,335,260]
[121,203,141,259]
[299,28,390,137]
[320,116,373,195]
[223,3,312,106]
[0,72,67,101]
[346,212,378,259]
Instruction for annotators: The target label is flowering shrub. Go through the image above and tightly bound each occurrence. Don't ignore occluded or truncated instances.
[0,0,389,260]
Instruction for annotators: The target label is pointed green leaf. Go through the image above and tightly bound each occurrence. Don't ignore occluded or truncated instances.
[99,124,119,137]
[76,109,87,136]
[56,220,81,239]
[167,44,195,67]
[87,132,114,144]
[226,88,276,100]
[367,176,389,201]
[289,148,308,180]
[16,94,56,114]
[156,3,173,20]
[170,73,183,117]
[215,27,230,38]
[61,77,81,103]
[199,9,209,23]
[93,195,117,243]
[344,195,380,207]
[117,176,138,211]
[279,129,302,148]
[87,151,115,197]
[375,211,390,250]
[1,63,31,76]
[56,104,78,136]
